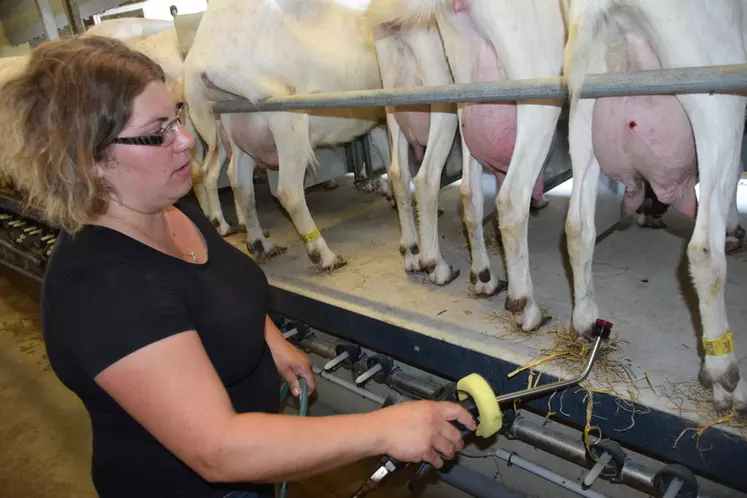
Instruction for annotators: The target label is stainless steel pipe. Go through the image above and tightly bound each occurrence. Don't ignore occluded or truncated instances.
[212,64,747,114]
[507,416,717,498]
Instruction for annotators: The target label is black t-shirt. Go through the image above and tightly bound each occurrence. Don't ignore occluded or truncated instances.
[40,195,280,498]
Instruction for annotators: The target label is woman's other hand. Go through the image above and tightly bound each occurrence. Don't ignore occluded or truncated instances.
[264,315,316,397]
[272,338,316,398]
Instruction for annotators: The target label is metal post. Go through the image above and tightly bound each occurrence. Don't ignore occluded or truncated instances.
[362,134,374,182]
[34,0,59,41]
[212,64,747,114]
[62,0,84,35]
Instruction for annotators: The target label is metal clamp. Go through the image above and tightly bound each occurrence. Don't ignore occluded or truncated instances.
[281,321,310,343]
[324,343,361,371]
[583,440,627,487]
[653,464,699,498]
[355,354,393,386]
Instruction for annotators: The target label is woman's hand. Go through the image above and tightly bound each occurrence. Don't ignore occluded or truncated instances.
[271,338,316,398]
[264,316,316,398]
[373,400,476,469]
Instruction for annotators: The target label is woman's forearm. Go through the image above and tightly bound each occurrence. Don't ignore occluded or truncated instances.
[264,315,287,349]
[197,316,382,483]
[207,410,386,484]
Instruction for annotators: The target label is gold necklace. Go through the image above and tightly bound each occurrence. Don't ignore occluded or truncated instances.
[105,210,198,263]
[164,210,199,263]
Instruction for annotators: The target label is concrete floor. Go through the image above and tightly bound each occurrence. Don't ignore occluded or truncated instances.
[0,267,95,497]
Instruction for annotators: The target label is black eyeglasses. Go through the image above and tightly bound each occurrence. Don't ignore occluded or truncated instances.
[111,103,185,147]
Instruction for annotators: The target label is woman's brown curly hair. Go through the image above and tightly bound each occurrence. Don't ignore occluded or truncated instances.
[0,35,166,234]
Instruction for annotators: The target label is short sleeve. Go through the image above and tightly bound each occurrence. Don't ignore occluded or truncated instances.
[43,263,195,379]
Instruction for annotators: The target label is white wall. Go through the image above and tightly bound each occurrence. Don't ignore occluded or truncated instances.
[141,0,206,20]
[0,20,30,56]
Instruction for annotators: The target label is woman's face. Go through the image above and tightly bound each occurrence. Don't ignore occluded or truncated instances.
[101,80,195,214]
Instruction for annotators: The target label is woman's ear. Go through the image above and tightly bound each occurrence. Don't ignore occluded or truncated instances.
[94,149,115,179]
[94,161,106,179]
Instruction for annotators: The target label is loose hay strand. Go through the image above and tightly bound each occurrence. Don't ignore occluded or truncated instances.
[485,311,555,343]
[501,318,648,439]
[507,352,568,379]
[512,320,634,396]
[583,390,602,455]
[662,380,747,448]
[494,314,745,445]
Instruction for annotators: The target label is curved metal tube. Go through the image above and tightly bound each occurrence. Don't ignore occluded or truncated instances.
[495,335,603,406]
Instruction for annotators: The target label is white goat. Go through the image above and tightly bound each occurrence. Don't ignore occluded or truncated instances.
[183,0,386,270]
[367,0,566,319]
[564,0,747,411]
[366,14,463,286]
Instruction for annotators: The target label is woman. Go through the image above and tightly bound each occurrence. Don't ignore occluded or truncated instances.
[0,36,475,498]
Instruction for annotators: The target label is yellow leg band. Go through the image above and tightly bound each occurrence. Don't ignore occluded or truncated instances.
[703,330,734,356]
[301,227,320,243]
[456,373,502,438]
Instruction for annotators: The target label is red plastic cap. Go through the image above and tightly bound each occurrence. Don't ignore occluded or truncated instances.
[596,319,613,329]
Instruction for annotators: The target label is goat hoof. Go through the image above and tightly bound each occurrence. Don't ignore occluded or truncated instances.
[212,219,238,237]
[571,324,595,341]
[530,197,550,210]
[514,311,552,332]
[254,245,287,263]
[323,255,347,272]
[505,296,527,314]
[726,236,744,254]
[435,267,460,286]
[649,217,666,229]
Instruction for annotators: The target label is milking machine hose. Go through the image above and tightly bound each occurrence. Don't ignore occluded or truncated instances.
[278,376,309,498]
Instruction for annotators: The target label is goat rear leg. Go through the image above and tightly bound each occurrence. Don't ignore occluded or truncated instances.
[566,97,602,340]
[204,124,238,237]
[226,138,285,262]
[459,107,504,296]
[681,94,747,413]
[271,113,344,271]
[387,113,422,274]
[413,107,460,285]
[497,103,560,331]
